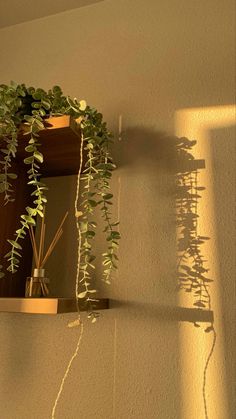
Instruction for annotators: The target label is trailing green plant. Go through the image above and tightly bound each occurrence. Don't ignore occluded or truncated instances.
[0,82,120,317]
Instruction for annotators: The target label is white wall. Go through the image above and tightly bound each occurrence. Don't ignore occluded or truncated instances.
[0,1,235,418]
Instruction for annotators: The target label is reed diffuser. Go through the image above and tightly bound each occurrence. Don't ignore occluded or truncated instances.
[25,209,68,297]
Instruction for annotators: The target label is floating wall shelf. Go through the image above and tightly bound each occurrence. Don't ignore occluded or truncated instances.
[0,298,109,314]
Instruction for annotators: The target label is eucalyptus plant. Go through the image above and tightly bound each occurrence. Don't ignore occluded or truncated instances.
[0,82,120,316]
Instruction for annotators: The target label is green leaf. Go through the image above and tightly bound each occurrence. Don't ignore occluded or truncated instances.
[52,85,62,94]
[5,249,22,258]
[25,145,36,153]
[27,180,38,185]
[24,115,34,123]
[79,221,88,233]
[27,86,35,95]
[7,240,22,250]
[38,108,46,117]
[24,156,34,165]
[66,96,79,112]
[34,119,45,130]
[78,291,87,299]
[16,228,26,235]
[37,209,44,217]
[7,173,17,179]
[0,149,9,155]
[32,91,43,100]
[18,87,26,97]
[42,100,51,110]
[34,151,43,163]
[26,207,37,216]
[21,215,35,225]
[79,100,87,111]
[7,266,17,273]
[32,102,41,109]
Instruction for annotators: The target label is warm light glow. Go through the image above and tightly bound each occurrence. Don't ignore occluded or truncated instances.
[175,105,235,419]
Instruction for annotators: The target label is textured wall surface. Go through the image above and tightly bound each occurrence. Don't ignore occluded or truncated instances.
[0,1,235,418]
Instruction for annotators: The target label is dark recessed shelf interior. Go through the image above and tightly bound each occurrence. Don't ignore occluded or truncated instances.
[0,115,83,298]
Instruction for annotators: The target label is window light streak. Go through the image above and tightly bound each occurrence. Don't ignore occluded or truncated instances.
[175,105,235,419]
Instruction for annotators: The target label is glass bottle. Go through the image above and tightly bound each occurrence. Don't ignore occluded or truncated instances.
[25,268,49,297]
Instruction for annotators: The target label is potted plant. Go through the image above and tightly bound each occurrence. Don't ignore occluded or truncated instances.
[0,82,120,321]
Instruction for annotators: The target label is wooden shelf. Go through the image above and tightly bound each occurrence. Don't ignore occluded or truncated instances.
[0,298,109,314]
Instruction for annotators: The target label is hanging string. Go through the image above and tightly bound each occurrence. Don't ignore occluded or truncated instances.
[194,170,217,419]
[193,171,217,419]
[203,326,217,419]
[74,130,85,313]
[51,131,85,419]
[51,323,84,419]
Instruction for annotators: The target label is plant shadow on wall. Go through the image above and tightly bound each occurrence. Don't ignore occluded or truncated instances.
[113,128,213,325]
[175,136,214,328]
[107,128,214,419]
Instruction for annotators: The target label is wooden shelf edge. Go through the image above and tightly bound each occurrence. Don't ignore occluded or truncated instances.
[16,115,82,177]
[0,298,109,314]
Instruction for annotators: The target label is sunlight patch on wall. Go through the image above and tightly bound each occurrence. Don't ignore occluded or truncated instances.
[175,105,235,419]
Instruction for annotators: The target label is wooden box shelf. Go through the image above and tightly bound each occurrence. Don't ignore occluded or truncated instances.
[0,116,82,297]
[17,115,81,177]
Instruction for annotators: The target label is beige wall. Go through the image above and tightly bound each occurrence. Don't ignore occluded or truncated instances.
[0,1,235,418]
